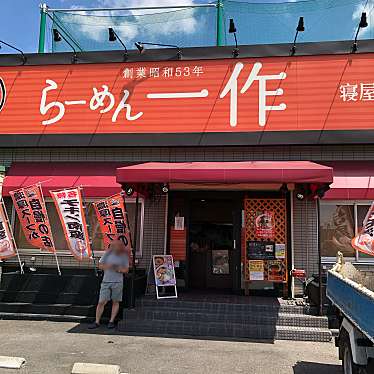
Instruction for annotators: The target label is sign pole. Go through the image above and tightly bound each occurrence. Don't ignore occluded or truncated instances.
[1,198,24,274]
[216,0,224,47]
[38,4,48,54]
[317,197,323,316]
[38,183,61,275]
[80,186,97,276]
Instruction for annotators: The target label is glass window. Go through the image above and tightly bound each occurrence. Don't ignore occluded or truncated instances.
[13,199,143,256]
[320,202,374,261]
[320,204,355,258]
[356,204,373,260]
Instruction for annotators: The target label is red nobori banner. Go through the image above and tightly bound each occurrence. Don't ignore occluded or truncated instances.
[0,54,374,140]
[0,200,17,259]
[10,184,55,252]
[352,202,374,257]
[50,188,92,261]
[93,193,132,252]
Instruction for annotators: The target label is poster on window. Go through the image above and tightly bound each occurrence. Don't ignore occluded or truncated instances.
[93,193,132,252]
[249,260,264,281]
[0,200,16,259]
[255,211,275,239]
[212,249,230,274]
[352,202,374,257]
[275,243,286,259]
[267,260,286,282]
[50,187,91,261]
[153,255,177,287]
[320,204,355,258]
[10,184,56,252]
[247,240,275,260]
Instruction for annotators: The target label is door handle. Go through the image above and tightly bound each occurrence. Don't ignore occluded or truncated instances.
[233,239,236,249]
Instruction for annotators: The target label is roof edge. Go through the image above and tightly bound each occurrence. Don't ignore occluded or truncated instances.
[1,39,374,67]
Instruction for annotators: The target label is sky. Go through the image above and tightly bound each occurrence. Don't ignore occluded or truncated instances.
[0,0,373,53]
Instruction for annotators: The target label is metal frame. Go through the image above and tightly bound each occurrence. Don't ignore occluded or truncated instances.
[47,4,217,12]
[39,2,221,54]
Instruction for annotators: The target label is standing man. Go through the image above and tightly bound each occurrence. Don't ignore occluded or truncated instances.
[89,239,129,329]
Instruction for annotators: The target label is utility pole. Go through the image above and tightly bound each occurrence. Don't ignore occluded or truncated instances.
[38,3,48,53]
[216,1,224,46]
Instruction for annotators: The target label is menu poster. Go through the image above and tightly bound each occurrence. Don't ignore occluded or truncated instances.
[174,216,185,231]
[275,243,286,259]
[249,260,264,281]
[153,255,177,287]
[267,260,286,282]
[247,240,275,260]
[255,210,275,239]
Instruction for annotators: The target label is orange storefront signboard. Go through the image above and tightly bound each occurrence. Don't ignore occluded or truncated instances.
[0,54,373,144]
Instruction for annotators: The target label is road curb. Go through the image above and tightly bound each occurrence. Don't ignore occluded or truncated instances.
[72,362,121,374]
[0,355,26,369]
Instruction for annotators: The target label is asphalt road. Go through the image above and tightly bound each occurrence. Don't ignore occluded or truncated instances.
[0,320,341,374]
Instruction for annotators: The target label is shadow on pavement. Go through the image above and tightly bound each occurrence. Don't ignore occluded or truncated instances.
[67,322,275,344]
[293,361,341,374]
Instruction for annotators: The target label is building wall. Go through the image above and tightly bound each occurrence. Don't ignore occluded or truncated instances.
[139,195,167,269]
[292,197,318,295]
[1,145,373,292]
[1,144,374,165]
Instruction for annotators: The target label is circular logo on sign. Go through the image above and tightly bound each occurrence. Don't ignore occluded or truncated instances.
[0,77,6,113]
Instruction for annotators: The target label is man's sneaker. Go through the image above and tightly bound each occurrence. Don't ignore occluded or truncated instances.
[107,322,115,329]
[88,322,100,330]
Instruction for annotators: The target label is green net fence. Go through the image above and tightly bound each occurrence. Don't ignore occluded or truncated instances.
[49,0,374,52]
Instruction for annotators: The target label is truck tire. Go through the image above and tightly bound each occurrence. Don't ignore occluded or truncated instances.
[341,334,360,374]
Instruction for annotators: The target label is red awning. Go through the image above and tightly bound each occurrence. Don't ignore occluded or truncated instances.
[116,161,333,184]
[323,162,374,200]
[2,162,124,197]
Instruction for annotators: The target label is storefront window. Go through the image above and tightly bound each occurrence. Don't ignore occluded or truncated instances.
[13,199,143,256]
[320,202,374,261]
[320,204,355,258]
[356,204,372,260]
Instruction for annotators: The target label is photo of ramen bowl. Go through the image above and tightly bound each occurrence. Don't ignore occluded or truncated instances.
[269,263,281,275]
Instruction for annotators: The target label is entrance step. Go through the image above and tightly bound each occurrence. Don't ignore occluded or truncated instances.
[136,297,318,315]
[0,311,90,323]
[125,309,328,328]
[0,290,96,305]
[119,318,332,342]
[0,302,95,317]
[119,296,331,342]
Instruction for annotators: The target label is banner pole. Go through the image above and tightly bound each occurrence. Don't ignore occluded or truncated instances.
[38,183,61,276]
[80,186,97,276]
[1,198,24,274]
[53,250,61,276]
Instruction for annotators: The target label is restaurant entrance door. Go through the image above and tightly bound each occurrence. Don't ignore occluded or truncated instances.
[187,196,241,292]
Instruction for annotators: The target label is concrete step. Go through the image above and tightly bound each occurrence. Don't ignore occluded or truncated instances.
[125,309,328,328]
[119,318,332,342]
[0,311,90,323]
[0,302,96,317]
[136,298,317,315]
[0,290,97,305]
